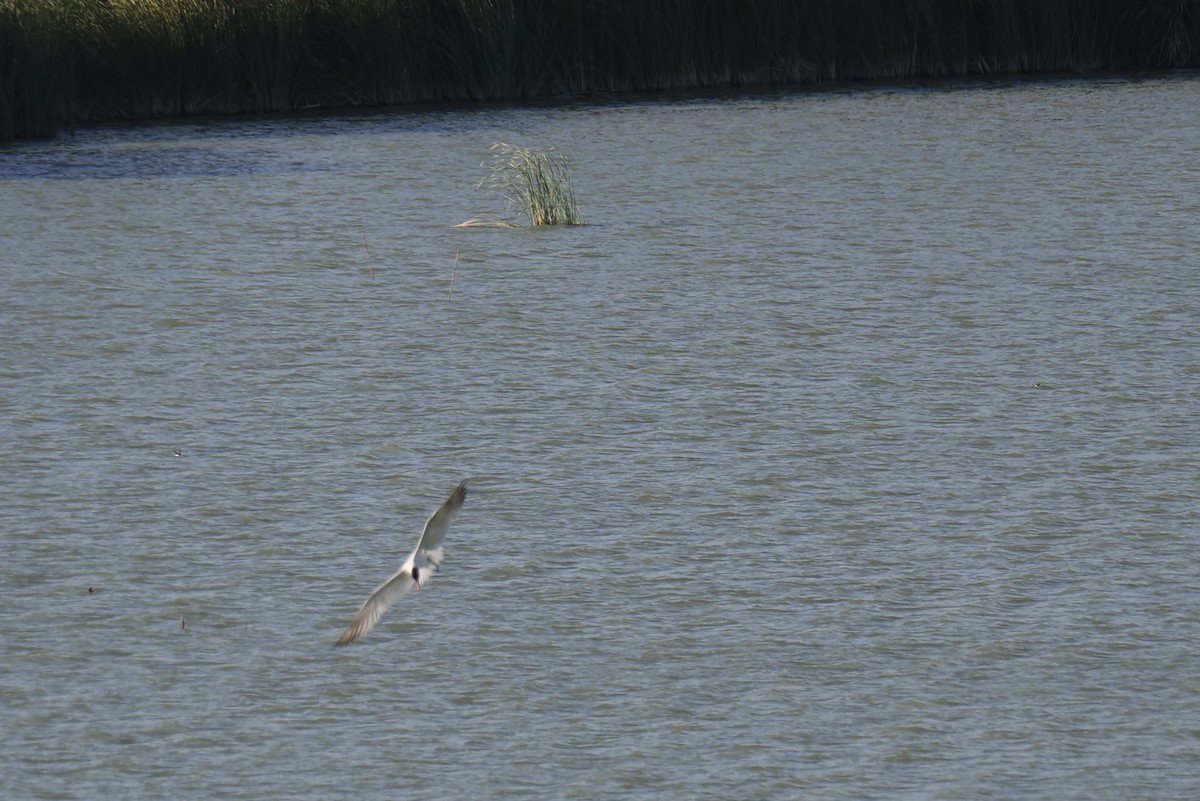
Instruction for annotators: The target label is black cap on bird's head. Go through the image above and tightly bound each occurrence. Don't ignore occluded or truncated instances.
[412,566,421,590]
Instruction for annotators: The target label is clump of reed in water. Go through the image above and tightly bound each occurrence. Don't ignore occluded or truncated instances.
[472,143,583,227]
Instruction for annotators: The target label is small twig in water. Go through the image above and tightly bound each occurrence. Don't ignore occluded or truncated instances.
[362,236,376,280]
[448,248,459,301]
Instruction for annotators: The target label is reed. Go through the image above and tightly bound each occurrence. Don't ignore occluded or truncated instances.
[474,143,583,227]
[75,0,237,120]
[0,0,76,138]
[3,0,1198,141]
[303,0,433,105]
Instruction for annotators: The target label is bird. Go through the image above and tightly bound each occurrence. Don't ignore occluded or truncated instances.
[334,481,467,646]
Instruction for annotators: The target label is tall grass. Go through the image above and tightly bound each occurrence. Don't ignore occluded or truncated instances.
[78,0,236,120]
[468,143,583,227]
[2,0,1198,140]
[0,0,76,138]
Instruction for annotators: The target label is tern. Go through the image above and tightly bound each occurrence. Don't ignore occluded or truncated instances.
[334,481,467,646]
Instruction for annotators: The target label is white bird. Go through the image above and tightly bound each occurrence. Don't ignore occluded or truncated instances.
[335,481,467,646]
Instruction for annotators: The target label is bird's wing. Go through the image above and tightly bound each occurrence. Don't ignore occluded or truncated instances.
[334,562,416,647]
[414,481,467,553]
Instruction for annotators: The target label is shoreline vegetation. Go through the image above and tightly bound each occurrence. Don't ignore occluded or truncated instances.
[2,0,1197,141]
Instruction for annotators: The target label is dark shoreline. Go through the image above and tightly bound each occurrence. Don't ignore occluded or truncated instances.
[21,69,1196,142]
[3,0,1197,141]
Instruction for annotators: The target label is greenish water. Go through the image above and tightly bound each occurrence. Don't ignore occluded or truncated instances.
[2,75,1198,800]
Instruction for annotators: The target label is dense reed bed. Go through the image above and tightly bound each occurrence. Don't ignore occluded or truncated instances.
[3,0,1197,140]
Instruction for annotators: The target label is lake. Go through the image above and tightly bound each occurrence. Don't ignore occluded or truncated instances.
[2,73,1199,800]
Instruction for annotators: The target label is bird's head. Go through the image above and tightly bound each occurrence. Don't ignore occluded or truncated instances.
[411,566,421,590]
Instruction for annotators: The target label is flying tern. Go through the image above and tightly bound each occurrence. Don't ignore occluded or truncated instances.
[335,481,467,646]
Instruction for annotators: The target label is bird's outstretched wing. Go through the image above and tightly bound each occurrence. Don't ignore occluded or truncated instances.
[334,564,416,646]
[414,481,467,553]
[334,481,468,647]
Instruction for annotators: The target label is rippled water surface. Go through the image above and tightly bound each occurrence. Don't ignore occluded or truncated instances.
[3,75,1199,800]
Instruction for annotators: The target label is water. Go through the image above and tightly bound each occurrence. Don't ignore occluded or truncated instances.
[3,74,1199,800]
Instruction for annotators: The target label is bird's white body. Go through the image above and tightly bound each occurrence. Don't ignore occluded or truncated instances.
[335,482,467,646]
